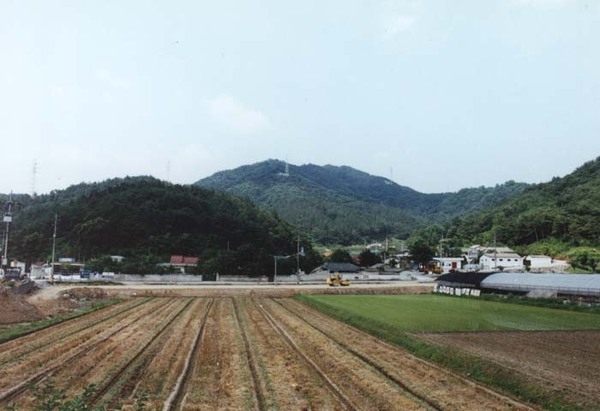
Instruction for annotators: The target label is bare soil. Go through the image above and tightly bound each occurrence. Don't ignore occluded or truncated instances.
[0,284,111,326]
[0,287,46,324]
[419,331,600,410]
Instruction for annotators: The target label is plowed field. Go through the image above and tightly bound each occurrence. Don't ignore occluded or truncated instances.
[0,295,534,410]
[419,330,600,410]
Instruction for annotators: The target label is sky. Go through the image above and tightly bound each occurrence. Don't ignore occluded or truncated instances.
[1,0,599,195]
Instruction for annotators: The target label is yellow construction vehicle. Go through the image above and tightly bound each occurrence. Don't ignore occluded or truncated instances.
[327,273,350,286]
[423,261,442,275]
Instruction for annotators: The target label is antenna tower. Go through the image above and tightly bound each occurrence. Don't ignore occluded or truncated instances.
[32,160,38,197]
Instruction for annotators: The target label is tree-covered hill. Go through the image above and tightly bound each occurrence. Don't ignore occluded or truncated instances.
[2,177,311,276]
[446,156,600,249]
[195,159,528,244]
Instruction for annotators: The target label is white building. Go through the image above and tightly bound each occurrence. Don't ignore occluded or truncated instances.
[523,255,553,269]
[480,252,523,271]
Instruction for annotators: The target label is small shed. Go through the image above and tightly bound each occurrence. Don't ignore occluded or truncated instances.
[523,255,552,268]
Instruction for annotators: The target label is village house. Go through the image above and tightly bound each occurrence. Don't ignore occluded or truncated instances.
[168,255,200,273]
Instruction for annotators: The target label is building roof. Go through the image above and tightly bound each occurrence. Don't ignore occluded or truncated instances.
[436,272,495,288]
[482,247,515,253]
[481,273,600,297]
[482,253,522,259]
[322,262,360,273]
[170,255,199,265]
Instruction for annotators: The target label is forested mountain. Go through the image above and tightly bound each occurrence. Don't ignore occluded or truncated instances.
[451,157,600,246]
[197,160,424,244]
[445,157,600,249]
[2,177,314,276]
[3,158,597,274]
[195,160,528,244]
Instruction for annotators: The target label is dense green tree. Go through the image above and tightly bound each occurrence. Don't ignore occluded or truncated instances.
[358,249,381,267]
[328,249,353,263]
[565,247,600,272]
[299,247,324,274]
[408,239,435,265]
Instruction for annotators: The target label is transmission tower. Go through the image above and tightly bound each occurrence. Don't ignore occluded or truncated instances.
[31,160,38,197]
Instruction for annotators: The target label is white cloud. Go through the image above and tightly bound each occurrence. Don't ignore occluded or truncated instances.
[382,15,415,40]
[207,94,270,134]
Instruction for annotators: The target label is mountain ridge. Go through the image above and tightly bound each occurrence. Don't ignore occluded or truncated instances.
[195,159,529,244]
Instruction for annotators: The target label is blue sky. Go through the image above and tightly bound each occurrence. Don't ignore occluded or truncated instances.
[1,0,598,194]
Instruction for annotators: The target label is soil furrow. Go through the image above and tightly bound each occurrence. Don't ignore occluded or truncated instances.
[163,298,215,411]
[0,298,180,407]
[92,298,196,408]
[179,298,257,410]
[241,297,345,410]
[275,298,536,411]
[259,298,430,410]
[231,297,267,410]
[0,297,151,366]
[124,298,211,409]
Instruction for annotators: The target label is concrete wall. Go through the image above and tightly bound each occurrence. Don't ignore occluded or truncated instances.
[116,274,204,283]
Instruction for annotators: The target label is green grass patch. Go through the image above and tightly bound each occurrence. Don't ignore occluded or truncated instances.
[479,293,600,314]
[299,294,600,333]
[296,294,598,411]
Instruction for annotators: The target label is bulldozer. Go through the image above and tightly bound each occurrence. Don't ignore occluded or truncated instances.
[326,273,350,286]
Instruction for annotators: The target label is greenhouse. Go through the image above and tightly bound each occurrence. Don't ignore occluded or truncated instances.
[480,273,600,297]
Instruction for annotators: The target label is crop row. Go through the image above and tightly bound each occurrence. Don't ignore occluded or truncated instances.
[1,296,536,410]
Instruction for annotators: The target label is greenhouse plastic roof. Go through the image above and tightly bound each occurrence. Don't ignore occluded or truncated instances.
[481,273,600,296]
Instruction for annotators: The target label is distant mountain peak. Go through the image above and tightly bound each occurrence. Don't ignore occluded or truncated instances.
[195,160,528,244]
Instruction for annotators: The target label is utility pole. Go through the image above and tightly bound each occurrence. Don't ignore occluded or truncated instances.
[493,232,497,270]
[51,213,58,276]
[2,193,13,268]
[296,236,300,274]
